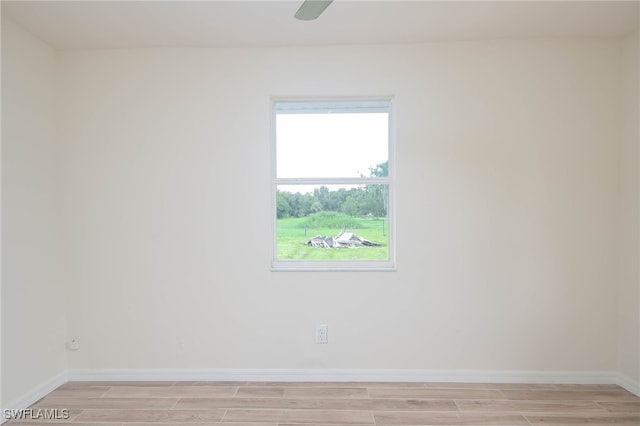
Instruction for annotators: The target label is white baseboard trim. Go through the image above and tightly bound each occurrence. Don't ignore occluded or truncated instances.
[615,372,640,396]
[1,370,68,424]
[67,367,631,388]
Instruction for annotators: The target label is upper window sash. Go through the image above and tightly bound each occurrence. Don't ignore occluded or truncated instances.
[274,99,391,180]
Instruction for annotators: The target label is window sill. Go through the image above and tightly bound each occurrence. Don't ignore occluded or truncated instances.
[271,260,396,272]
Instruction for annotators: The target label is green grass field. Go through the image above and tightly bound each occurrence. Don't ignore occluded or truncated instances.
[277,216,389,260]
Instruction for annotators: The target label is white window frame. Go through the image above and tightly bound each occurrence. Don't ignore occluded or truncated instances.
[270,97,396,271]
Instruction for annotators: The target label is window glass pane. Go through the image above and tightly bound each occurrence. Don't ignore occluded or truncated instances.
[276,184,389,261]
[276,104,389,178]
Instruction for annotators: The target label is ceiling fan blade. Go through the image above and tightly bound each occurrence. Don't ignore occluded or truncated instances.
[294,0,334,20]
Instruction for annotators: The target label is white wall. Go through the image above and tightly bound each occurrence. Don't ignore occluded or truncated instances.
[59,39,624,373]
[1,18,66,405]
[618,30,640,387]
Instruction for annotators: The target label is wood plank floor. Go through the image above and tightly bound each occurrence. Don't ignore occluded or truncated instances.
[6,381,640,425]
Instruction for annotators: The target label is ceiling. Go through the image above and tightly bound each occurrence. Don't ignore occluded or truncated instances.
[2,1,639,50]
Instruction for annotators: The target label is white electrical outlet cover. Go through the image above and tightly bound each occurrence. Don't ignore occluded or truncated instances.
[315,324,328,344]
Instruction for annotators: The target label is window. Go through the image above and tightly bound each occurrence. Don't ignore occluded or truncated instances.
[271,98,395,270]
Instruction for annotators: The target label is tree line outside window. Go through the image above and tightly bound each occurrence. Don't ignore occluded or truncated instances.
[276,161,388,219]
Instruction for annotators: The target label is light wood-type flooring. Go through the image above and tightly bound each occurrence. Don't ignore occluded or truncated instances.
[7,381,640,425]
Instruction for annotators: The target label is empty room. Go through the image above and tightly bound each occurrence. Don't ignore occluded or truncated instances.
[1,0,639,424]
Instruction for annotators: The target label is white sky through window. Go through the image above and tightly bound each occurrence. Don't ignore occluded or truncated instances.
[276,112,388,184]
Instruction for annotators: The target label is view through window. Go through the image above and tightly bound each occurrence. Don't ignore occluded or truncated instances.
[272,99,394,270]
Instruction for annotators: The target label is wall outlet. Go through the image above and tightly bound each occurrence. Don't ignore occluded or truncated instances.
[67,339,80,351]
[315,324,328,344]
